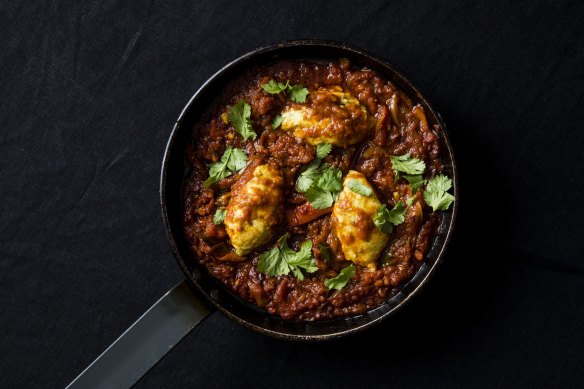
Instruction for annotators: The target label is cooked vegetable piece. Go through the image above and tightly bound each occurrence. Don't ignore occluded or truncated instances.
[280,86,372,146]
[332,171,389,267]
[224,164,283,255]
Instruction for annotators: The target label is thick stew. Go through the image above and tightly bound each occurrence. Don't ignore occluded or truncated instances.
[183,59,454,320]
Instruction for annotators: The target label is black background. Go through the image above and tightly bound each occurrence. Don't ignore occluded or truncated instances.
[1,1,583,388]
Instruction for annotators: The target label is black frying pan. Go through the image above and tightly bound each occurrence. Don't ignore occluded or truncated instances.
[67,40,458,389]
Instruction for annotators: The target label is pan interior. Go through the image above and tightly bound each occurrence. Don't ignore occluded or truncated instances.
[160,40,457,340]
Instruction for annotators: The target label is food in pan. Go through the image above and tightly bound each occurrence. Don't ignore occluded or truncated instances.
[183,59,454,320]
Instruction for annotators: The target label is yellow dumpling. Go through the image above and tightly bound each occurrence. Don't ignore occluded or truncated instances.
[280,86,372,147]
[224,164,283,255]
[332,170,389,268]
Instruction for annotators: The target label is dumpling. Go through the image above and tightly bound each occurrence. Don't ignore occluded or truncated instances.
[331,170,389,268]
[224,164,284,255]
[280,86,372,147]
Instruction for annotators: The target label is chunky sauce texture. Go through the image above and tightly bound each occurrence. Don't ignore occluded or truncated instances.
[183,60,444,320]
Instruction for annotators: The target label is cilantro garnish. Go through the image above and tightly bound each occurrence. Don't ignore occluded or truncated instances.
[403,174,425,194]
[424,174,455,211]
[391,153,426,193]
[373,201,408,234]
[261,79,309,103]
[271,115,283,129]
[390,153,426,175]
[262,80,290,94]
[315,143,332,159]
[257,234,318,280]
[324,265,355,290]
[227,100,256,140]
[213,208,226,225]
[296,160,343,209]
[345,178,373,196]
[204,146,247,187]
[288,84,309,103]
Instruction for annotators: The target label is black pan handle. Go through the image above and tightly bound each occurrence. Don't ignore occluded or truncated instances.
[66,280,213,388]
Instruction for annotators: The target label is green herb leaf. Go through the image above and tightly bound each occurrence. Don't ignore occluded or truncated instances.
[213,208,226,225]
[257,235,290,277]
[227,100,256,140]
[287,240,318,280]
[424,174,455,211]
[257,234,318,280]
[296,159,322,192]
[373,202,408,233]
[390,153,426,175]
[261,79,308,103]
[262,79,289,94]
[226,147,247,171]
[403,174,425,194]
[288,84,309,103]
[305,187,334,209]
[316,165,343,192]
[345,178,373,196]
[271,114,284,129]
[324,265,356,290]
[318,243,331,262]
[316,143,332,159]
[204,146,247,187]
[297,160,343,209]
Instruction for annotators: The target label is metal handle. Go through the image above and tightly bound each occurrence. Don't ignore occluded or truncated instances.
[66,280,213,389]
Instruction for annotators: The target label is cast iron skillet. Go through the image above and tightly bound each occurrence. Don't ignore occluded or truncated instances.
[67,40,458,389]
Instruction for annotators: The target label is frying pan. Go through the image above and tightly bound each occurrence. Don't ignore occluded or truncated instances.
[67,40,458,388]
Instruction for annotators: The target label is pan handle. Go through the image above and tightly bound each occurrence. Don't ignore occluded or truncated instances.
[66,280,213,389]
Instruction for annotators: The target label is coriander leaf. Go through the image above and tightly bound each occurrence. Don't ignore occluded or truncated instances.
[262,79,289,94]
[373,205,393,234]
[296,159,322,192]
[205,160,230,187]
[257,240,290,277]
[286,240,318,280]
[297,160,343,209]
[424,174,455,211]
[204,146,248,187]
[324,265,356,290]
[213,208,226,225]
[345,178,373,196]
[305,187,334,209]
[271,115,284,129]
[386,201,407,224]
[373,202,408,233]
[316,165,343,192]
[257,234,317,280]
[288,84,309,103]
[227,100,256,140]
[403,174,425,194]
[226,147,247,171]
[390,153,426,175]
[316,143,332,159]
[426,174,452,193]
[318,243,331,262]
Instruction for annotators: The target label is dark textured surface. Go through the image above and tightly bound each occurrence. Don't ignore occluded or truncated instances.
[1,1,583,388]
